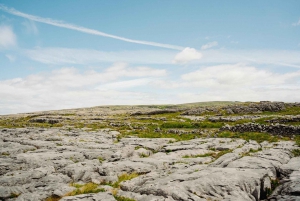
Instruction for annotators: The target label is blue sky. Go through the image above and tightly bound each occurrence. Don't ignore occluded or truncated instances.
[0,1,300,114]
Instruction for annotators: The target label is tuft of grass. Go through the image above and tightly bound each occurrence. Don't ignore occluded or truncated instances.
[295,136,300,147]
[183,150,232,160]
[265,178,280,198]
[66,183,105,196]
[136,131,201,141]
[213,149,232,159]
[217,131,280,143]
[1,152,10,156]
[113,195,136,201]
[112,172,140,188]
[9,193,20,198]
[241,148,263,157]
[139,153,149,158]
[292,149,300,157]
[98,156,105,163]
[182,153,213,158]
[134,146,142,150]
[69,157,79,163]
[45,195,61,201]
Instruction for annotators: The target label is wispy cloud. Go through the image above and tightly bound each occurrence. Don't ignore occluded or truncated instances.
[0,25,17,48]
[5,54,16,62]
[0,4,184,50]
[22,20,38,35]
[201,41,218,50]
[24,47,176,64]
[292,18,300,26]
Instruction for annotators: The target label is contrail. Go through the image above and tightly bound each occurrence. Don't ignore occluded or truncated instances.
[0,4,184,50]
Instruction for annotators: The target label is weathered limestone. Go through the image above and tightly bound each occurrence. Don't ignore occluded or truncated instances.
[0,127,299,201]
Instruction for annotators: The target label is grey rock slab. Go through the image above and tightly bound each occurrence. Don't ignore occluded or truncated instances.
[60,192,116,201]
[0,166,55,186]
[81,149,115,160]
[121,167,270,201]
[226,156,280,179]
[16,151,85,169]
[255,148,292,165]
[134,148,153,158]
[233,140,260,154]
[118,190,177,201]
[98,161,154,176]
[59,160,101,182]
[163,145,196,152]
[53,185,76,197]
[120,138,172,152]
[0,141,36,155]
[279,157,300,177]
[269,195,300,201]
[14,192,49,201]
[269,170,300,200]
[0,186,27,199]
[209,153,241,168]
[167,149,212,158]
[0,158,25,176]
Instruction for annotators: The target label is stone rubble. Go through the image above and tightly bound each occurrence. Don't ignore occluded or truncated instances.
[221,123,300,136]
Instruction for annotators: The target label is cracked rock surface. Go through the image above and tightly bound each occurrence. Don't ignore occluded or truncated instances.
[1,128,299,201]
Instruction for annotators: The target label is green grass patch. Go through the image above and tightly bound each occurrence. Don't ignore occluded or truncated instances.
[113,195,136,201]
[262,106,300,116]
[183,149,232,160]
[45,195,61,201]
[161,121,223,129]
[136,131,201,141]
[111,172,140,188]
[193,121,224,128]
[98,157,105,163]
[182,153,213,158]
[265,179,280,198]
[66,183,105,196]
[217,131,280,143]
[295,136,300,147]
[241,148,263,156]
[213,149,232,159]
[292,149,300,157]
[161,122,193,128]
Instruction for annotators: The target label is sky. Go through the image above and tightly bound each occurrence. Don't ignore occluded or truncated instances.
[0,1,300,115]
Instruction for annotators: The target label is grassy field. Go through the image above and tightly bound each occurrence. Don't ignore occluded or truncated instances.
[1,101,300,145]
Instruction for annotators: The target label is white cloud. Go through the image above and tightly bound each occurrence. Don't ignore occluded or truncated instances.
[97,78,151,90]
[22,20,38,35]
[181,63,300,88]
[173,47,202,64]
[201,41,218,50]
[292,18,300,26]
[0,63,167,114]
[0,25,17,48]
[200,49,300,68]
[153,63,300,102]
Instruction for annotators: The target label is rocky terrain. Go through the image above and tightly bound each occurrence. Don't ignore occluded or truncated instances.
[0,101,300,201]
